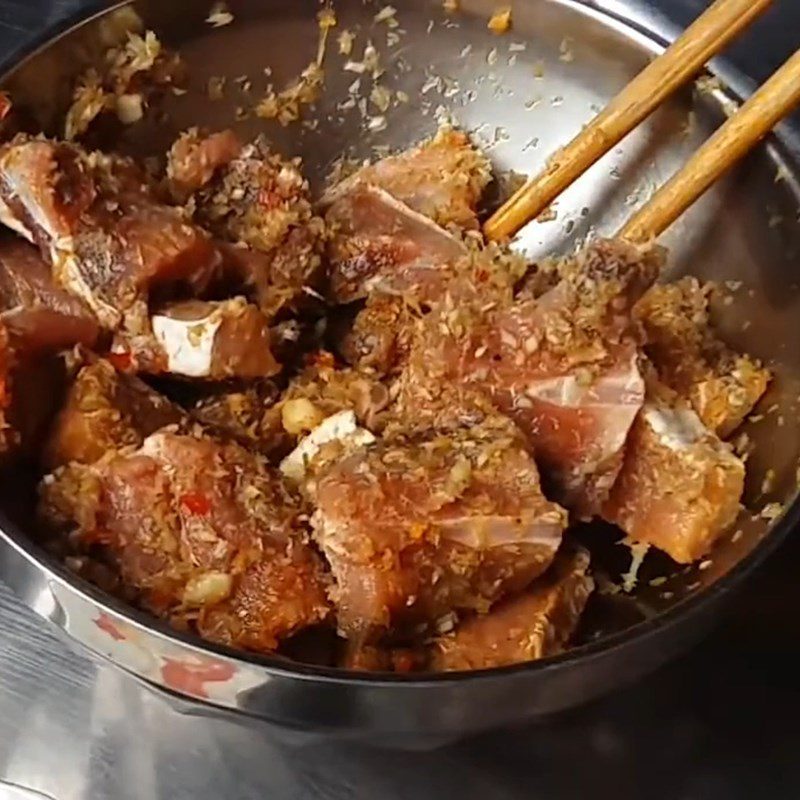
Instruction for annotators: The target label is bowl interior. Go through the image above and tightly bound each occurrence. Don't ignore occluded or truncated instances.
[1,0,798,659]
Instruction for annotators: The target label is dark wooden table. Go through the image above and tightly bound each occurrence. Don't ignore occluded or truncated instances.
[0,3,797,799]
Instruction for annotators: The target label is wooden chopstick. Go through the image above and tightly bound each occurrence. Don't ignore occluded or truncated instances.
[483,0,774,242]
[619,48,800,243]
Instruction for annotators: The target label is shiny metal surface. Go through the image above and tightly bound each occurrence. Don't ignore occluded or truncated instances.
[2,571,800,800]
[0,0,798,740]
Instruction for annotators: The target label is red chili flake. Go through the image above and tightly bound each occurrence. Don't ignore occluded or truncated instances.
[94,612,126,642]
[180,491,211,516]
[161,658,236,699]
[392,650,417,673]
[258,187,281,210]
[107,350,133,372]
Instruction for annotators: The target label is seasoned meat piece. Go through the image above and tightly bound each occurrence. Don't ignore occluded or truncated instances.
[169,133,326,319]
[403,239,661,516]
[111,298,280,380]
[0,136,91,245]
[338,294,416,376]
[0,347,70,459]
[214,232,324,321]
[326,148,523,376]
[310,415,567,640]
[325,175,527,376]
[449,325,645,517]
[40,431,331,652]
[325,184,468,304]
[192,136,316,253]
[325,126,492,230]
[67,196,218,332]
[636,278,769,437]
[165,128,242,198]
[326,180,528,374]
[333,238,526,376]
[0,234,98,453]
[191,355,389,459]
[340,547,591,673]
[0,135,219,332]
[387,380,505,445]
[603,397,745,564]
[0,239,103,458]
[430,547,594,671]
[191,380,281,451]
[44,357,184,469]
[0,239,99,355]
[553,238,663,334]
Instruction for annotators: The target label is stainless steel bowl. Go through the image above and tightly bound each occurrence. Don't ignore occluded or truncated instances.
[0,0,798,745]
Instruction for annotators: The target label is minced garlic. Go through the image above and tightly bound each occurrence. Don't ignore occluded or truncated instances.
[206,2,234,28]
[488,6,512,34]
[338,29,355,56]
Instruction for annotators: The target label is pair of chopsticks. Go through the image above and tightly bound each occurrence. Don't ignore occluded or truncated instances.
[484,0,800,244]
